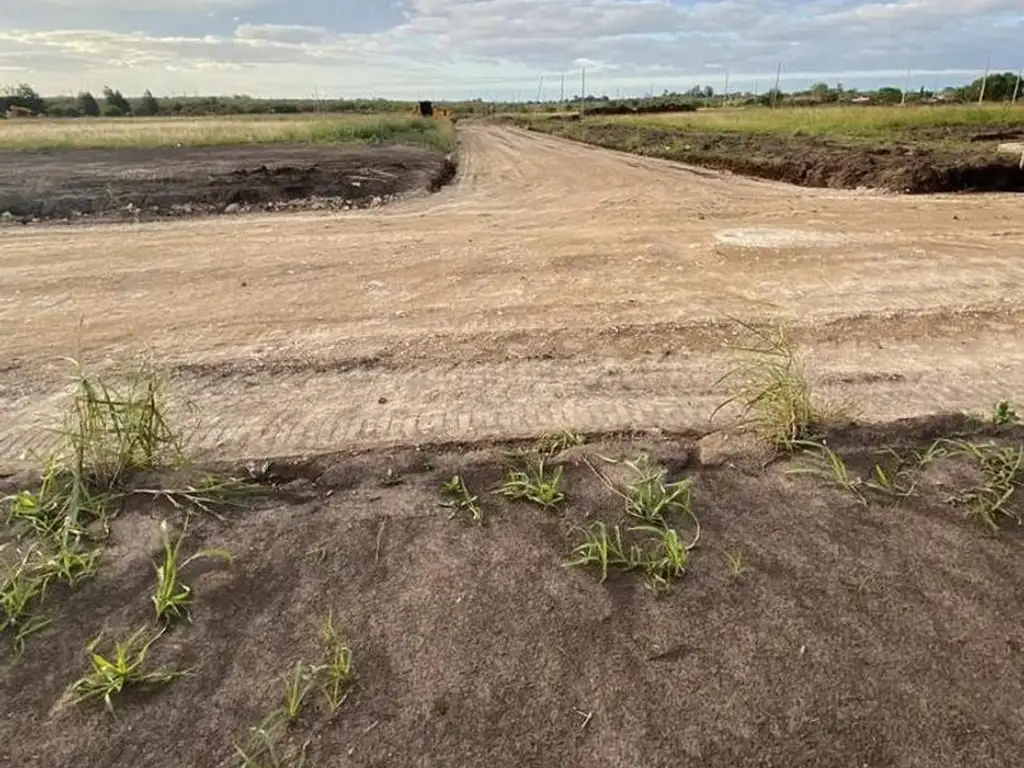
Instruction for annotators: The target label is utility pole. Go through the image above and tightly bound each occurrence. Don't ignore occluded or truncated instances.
[536,74,544,103]
[771,61,782,107]
[723,67,730,105]
[560,73,565,106]
[979,58,990,104]
[1012,68,1022,104]
[580,67,586,116]
[901,69,911,106]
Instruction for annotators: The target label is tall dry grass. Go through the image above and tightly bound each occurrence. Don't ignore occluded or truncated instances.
[591,103,1024,138]
[0,113,453,151]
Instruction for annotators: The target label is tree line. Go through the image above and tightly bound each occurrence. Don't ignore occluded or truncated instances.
[1,83,419,118]
[1,73,1021,119]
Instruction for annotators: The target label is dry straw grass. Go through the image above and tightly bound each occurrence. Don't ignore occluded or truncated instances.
[584,103,1024,139]
[0,113,453,151]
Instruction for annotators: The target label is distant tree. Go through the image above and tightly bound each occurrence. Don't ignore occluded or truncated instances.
[77,90,101,117]
[875,86,904,105]
[959,72,1020,102]
[0,83,46,115]
[102,86,132,116]
[759,88,784,107]
[135,89,161,116]
[809,82,834,102]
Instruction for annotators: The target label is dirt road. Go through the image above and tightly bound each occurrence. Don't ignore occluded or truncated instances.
[2,124,1023,461]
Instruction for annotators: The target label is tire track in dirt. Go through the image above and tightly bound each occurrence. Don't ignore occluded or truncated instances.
[1,124,1023,461]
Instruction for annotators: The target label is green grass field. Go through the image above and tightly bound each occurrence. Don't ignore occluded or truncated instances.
[0,113,455,152]
[552,103,1024,140]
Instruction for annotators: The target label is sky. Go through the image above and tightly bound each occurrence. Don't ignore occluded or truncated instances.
[0,0,1021,100]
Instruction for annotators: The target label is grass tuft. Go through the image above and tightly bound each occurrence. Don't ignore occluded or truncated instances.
[631,525,690,593]
[498,459,567,511]
[787,440,866,502]
[537,429,587,457]
[66,627,187,714]
[928,439,1023,530]
[311,613,355,714]
[151,519,232,624]
[993,401,1019,426]
[235,718,310,768]
[59,359,189,490]
[0,545,53,657]
[564,522,634,583]
[281,661,316,722]
[623,457,693,524]
[722,549,750,579]
[440,475,484,523]
[712,320,827,448]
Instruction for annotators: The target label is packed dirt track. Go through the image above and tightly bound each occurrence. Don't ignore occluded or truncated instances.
[1,123,1024,462]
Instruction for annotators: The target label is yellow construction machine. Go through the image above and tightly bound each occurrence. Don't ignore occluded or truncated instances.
[412,100,457,123]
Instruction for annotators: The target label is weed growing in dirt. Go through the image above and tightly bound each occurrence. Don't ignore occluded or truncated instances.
[863,449,920,499]
[235,724,310,768]
[787,440,866,503]
[0,546,52,656]
[993,401,1019,426]
[722,549,750,579]
[929,440,1023,530]
[61,360,189,490]
[498,459,567,511]
[623,457,693,524]
[66,627,187,714]
[565,522,633,583]
[787,440,922,503]
[632,526,690,593]
[537,429,587,456]
[712,320,826,448]
[151,519,232,624]
[282,662,316,722]
[5,456,109,581]
[134,476,263,521]
[312,614,355,714]
[440,475,484,523]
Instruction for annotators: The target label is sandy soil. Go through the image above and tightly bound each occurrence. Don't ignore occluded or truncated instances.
[2,423,1023,768]
[1,124,1023,463]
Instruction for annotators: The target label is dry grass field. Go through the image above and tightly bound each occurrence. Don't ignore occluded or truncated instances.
[1,115,1023,768]
[603,103,1024,137]
[0,113,454,151]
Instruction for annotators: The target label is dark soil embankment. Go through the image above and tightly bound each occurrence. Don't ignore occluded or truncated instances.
[2,417,1023,767]
[0,144,457,224]
[519,117,1024,193]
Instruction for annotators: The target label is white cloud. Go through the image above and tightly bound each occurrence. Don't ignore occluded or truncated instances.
[1,1,1021,98]
[30,0,264,7]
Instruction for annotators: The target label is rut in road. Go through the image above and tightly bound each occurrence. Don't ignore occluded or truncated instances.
[1,125,1023,460]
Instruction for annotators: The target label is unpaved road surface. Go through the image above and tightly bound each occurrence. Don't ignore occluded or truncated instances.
[2,124,1023,461]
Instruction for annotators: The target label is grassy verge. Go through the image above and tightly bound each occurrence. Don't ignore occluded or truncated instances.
[585,103,1024,140]
[512,105,1024,193]
[0,114,455,152]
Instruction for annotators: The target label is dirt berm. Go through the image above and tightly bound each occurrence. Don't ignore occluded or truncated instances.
[2,418,1023,767]
[0,144,457,224]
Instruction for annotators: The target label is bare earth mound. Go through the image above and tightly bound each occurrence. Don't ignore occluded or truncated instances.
[520,118,1024,193]
[0,144,456,224]
[2,420,1023,768]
